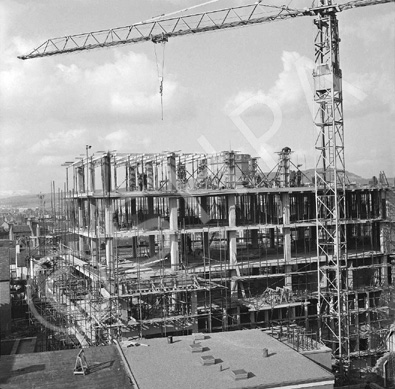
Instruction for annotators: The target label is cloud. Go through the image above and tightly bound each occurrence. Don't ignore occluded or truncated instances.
[0,40,183,125]
[37,155,64,167]
[342,10,395,45]
[29,129,87,154]
[225,51,312,116]
[225,50,373,119]
[99,129,151,151]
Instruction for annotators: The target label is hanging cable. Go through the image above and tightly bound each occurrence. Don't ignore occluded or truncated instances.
[153,38,166,120]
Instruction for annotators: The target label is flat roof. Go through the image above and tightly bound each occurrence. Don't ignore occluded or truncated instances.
[0,345,132,389]
[122,329,334,389]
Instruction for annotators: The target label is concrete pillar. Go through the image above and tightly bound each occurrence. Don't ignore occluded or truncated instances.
[250,193,257,224]
[148,197,156,257]
[128,198,137,258]
[90,199,96,233]
[228,194,237,261]
[167,154,179,269]
[202,231,209,257]
[102,153,112,194]
[89,161,95,192]
[167,154,177,192]
[268,193,274,224]
[282,192,291,262]
[236,306,241,328]
[223,308,229,331]
[128,165,137,191]
[169,198,179,269]
[146,162,154,190]
[229,194,236,228]
[179,198,187,260]
[348,265,354,289]
[285,265,292,289]
[91,239,99,268]
[90,197,98,267]
[227,151,236,189]
[191,291,199,333]
[78,200,84,256]
[354,294,360,352]
[250,311,256,328]
[104,199,113,270]
[199,196,210,224]
[251,229,259,249]
[228,194,237,296]
[77,166,85,193]
[365,291,371,350]
[269,228,275,249]
[304,302,309,330]
[264,310,269,327]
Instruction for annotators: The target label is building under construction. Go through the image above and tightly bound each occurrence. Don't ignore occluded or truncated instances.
[27,148,395,374]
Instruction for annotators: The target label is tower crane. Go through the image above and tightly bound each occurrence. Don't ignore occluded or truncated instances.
[19,0,394,371]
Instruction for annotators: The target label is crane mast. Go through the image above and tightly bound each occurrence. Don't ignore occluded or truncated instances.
[313,1,349,367]
[19,0,394,370]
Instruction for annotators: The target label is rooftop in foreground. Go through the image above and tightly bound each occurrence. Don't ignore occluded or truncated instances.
[121,329,335,389]
[0,345,132,389]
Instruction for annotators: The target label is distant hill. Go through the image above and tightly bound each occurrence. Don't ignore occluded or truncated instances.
[0,193,51,209]
[302,169,370,185]
[302,169,394,186]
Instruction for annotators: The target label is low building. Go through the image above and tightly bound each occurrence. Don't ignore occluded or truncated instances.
[121,329,335,389]
[0,240,13,335]
[9,224,32,242]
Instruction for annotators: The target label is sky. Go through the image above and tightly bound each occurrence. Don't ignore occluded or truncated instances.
[0,0,394,196]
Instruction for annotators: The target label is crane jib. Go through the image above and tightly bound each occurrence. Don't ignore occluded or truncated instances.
[17,0,394,60]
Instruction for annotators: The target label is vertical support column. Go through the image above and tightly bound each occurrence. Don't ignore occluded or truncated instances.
[78,199,84,256]
[89,159,95,193]
[200,196,209,256]
[285,265,293,290]
[179,197,187,260]
[354,294,360,352]
[199,196,210,224]
[264,310,269,327]
[381,255,388,288]
[131,199,137,258]
[104,199,114,271]
[365,291,371,351]
[146,162,154,190]
[148,197,156,257]
[169,197,179,269]
[228,194,237,263]
[250,311,256,329]
[282,192,291,263]
[90,199,99,268]
[223,308,229,331]
[228,194,238,296]
[251,230,259,249]
[191,291,199,333]
[304,302,309,330]
[77,166,85,194]
[227,151,236,189]
[347,264,354,290]
[269,228,275,249]
[102,153,113,272]
[168,154,179,269]
[129,164,136,191]
[250,193,257,224]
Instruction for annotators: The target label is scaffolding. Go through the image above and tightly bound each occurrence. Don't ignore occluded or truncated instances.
[27,150,395,375]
